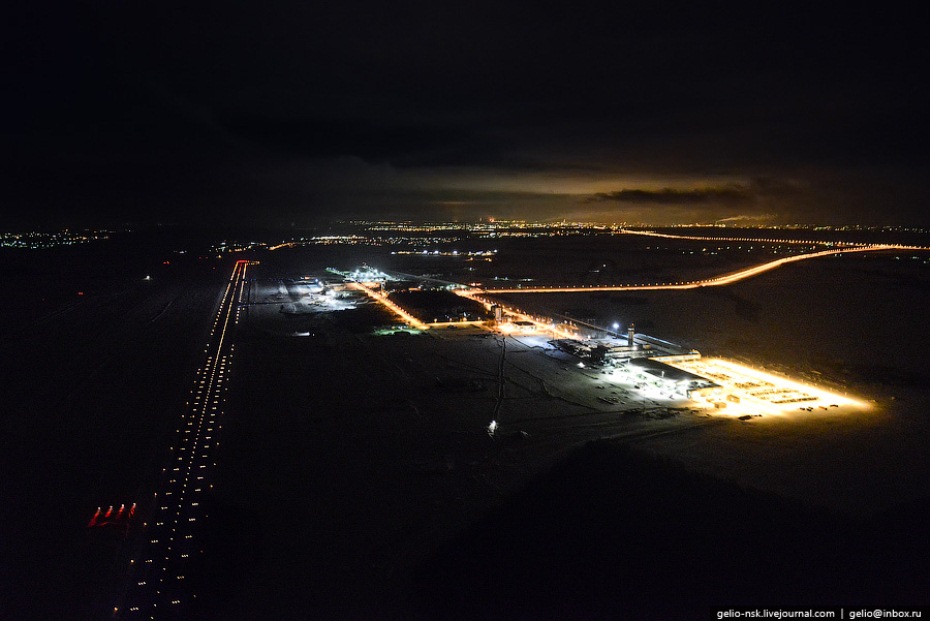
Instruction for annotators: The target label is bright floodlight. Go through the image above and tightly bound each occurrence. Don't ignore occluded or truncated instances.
[612,322,619,330]
[487,420,498,436]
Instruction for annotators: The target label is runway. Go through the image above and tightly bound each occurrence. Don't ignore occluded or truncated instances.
[116,260,249,619]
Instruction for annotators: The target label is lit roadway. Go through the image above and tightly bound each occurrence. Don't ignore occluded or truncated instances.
[355,244,929,338]
[478,244,928,294]
[115,260,249,620]
[348,280,430,330]
[349,240,928,341]
[620,227,866,245]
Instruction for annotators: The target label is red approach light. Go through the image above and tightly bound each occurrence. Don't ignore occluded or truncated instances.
[89,502,137,528]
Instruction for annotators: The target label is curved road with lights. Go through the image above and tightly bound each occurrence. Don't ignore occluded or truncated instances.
[479,243,928,294]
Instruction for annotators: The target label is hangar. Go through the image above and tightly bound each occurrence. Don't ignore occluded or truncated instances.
[624,357,718,398]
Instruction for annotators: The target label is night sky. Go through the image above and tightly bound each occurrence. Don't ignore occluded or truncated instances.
[5,1,929,228]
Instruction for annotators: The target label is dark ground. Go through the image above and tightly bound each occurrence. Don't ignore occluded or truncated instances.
[0,233,226,619]
[2,231,929,620]
[416,442,930,621]
[196,246,930,620]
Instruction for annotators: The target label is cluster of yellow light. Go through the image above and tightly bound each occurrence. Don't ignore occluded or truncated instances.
[429,320,490,329]
[497,322,518,334]
[0,228,113,249]
[663,356,869,417]
[454,289,577,339]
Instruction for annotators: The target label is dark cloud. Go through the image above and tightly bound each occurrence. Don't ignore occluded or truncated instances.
[570,178,834,225]
[4,0,930,227]
[584,178,810,207]
[584,186,753,206]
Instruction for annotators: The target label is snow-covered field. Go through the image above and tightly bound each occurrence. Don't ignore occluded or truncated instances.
[206,250,930,617]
